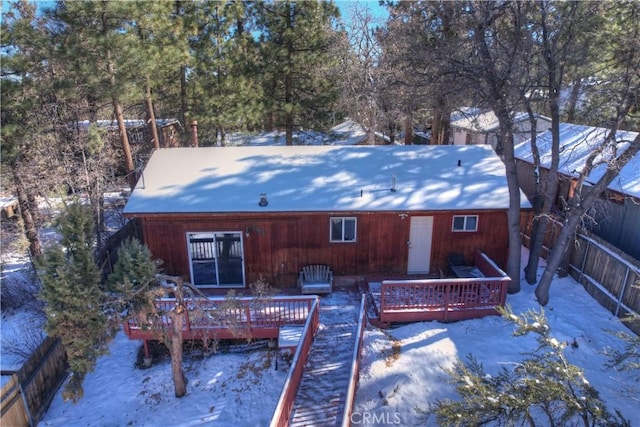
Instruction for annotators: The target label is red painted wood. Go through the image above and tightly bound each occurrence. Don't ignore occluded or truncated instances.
[131,210,510,288]
[376,251,510,323]
[123,296,316,341]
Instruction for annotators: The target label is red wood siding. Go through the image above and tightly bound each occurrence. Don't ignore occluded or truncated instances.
[133,210,509,287]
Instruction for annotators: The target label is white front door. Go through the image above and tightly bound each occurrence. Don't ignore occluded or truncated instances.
[407,216,433,274]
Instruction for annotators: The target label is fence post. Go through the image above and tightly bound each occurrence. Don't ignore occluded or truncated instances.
[18,382,34,427]
[615,268,631,317]
[578,238,590,284]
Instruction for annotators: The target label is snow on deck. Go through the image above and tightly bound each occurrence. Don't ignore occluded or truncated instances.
[289,290,361,426]
[124,145,530,215]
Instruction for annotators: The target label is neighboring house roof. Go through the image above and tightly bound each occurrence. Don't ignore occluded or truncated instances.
[451,109,551,133]
[329,119,368,145]
[124,145,530,215]
[224,120,369,146]
[514,123,640,199]
[70,119,181,130]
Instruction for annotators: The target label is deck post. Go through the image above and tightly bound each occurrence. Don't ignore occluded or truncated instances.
[444,284,450,322]
[142,340,153,367]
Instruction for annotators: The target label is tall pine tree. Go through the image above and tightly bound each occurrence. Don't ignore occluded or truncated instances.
[256,0,341,144]
[37,202,107,403]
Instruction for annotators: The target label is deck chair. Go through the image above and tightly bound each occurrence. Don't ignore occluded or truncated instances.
[298,264,333,295]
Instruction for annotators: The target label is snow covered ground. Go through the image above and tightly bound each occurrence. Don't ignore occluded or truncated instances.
[1,124,638,425]
[39,337,286,427]
[354,248,639,426]
[0,246,636,426]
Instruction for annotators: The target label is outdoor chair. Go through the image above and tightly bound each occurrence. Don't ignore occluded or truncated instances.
[298,264,333,295]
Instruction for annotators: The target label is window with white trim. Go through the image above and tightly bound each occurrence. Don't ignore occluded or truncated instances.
[330,217,357,242]
[452,215,478,232]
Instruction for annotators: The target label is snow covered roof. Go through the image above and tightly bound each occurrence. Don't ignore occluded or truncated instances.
[451,109,550,133]
[223,120,368,146]
[124,145,529,215]
[70,119,181,130]
[514,123,640,198]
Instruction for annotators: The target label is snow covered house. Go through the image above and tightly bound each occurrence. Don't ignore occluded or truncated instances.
[514,123,640,260]
[450,108,552,151]
[123,145,528,290]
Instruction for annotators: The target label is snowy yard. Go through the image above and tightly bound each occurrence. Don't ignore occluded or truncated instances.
[354,249,639,426]
[1,188,638,425]
[0,247,636,426]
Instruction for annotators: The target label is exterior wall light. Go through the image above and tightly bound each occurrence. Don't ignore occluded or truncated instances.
[259,193,268,207]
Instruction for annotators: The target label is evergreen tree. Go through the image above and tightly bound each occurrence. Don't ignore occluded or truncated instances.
[107,238,158,313]
[37,202,107,403]
[427,307,630,426]
[188,1,264,144]
[256,0,341,144]
[50,1,142,189]
[1,1,59,258]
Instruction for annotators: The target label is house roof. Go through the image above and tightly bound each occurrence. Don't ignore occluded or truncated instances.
[70,119,181,131]
[451,109,550,133]
[124,145,530,215]
[514,123,640,198]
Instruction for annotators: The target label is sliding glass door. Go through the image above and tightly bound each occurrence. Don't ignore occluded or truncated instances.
[187,232,245,287]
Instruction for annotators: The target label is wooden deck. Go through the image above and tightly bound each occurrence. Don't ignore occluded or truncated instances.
[289,291,362,427]
[368,250,510,325]
[123,295,318,357]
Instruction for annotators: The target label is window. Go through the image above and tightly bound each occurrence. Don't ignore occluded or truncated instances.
[330,217,357,242]
[187,232,245,287]
[452,215,478,232]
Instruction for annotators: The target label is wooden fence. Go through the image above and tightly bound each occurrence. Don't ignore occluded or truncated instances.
[0,337,67,427]
[521,213,640,334]
[270,297,321,427]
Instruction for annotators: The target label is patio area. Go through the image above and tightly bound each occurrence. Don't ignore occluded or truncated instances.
[366,250,510,325]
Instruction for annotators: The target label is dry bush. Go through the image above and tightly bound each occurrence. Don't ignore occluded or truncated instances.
[1,312,47,364]
[0,266,41,312]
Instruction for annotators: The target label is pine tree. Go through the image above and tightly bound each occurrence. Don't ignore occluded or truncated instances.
[106,238,158,314]
[37,202,107,403]
[427,307,630,426]
[256,0,341,144]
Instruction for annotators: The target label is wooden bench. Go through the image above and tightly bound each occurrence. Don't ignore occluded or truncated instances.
[298,264,333,295]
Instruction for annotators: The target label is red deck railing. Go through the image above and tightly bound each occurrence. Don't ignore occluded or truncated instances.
[123,295,317,343]
[341,294,367,427]
[378,250,510,323]
[270,297,320,427]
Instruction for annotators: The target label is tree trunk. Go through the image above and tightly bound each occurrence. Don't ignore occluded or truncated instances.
[431,110,442,145]
[165,276,188,397]
[180,65,188,136]
[145,79,160,150]
[404,114,412,145]
[113,99,136,190]
[168,308,187,397]
[285,3,294,146]
[524,70,561,284]
[12,166,42,258]
[106,41,135,190]
[493,107,522,293]
[565,79,583,123]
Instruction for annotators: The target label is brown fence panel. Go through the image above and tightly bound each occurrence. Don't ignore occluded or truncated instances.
[17,337,68,426]
[1,337,67,427]
[1,375,29,427]
[521,217,640,334]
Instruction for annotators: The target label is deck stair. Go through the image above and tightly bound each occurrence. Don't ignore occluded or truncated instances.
[288,291,360,427]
